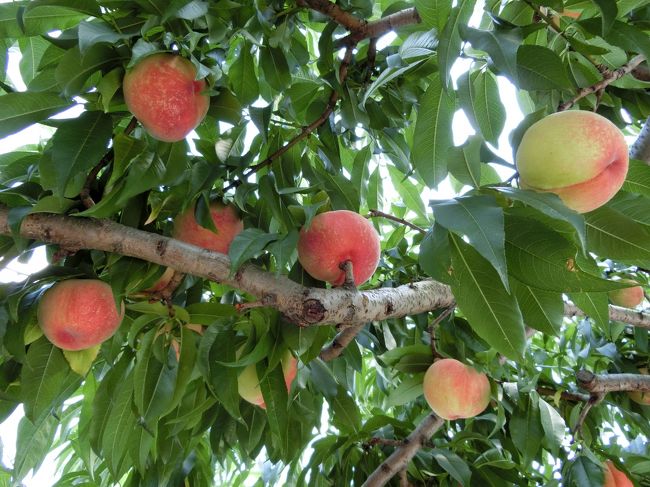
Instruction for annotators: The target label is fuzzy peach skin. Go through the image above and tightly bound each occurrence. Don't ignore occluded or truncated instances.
[297,210,380,286]
[515,110,629,213]
[603,460,633,487]
[123,53,210,142]
[423,358,491,420]
[38,279,124,351]
[628,367,650,406]
[237,351,298,409]
[173,202,243,254]
[608,279,645,308]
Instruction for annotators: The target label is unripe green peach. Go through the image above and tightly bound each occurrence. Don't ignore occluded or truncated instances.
[603,460,633,487]
[173,202,243,254]
[123,53,210,142]
[297,210,380,286]
[608,279,644,308]
[38,279,124,351]
[422,358,491,420]
[516,110,629,213]
[237,351,298,409]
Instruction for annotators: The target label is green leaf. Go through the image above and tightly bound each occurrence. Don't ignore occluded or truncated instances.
[414,0,451,30]
[55,44,124,97]
[228,228,281,273]
[13,414,58,481]
[259,45,291,92]
[229,40,259,106]
[457,70,506,146]
[517,45,573,90]
[505,215,620,292]
[419,224,452,284]
[585,206,650,265]
[0,92,73,139]
[385,375,424,407]
[492,187,586,250]
[565,455,604,487]
[411,73,454,189]
[449,234,526,360]
[447,135,482,188]
[511,279,563,335]
[0,3,24,38]
[133,330,178,426]
[63,344,100,376]
[622,159,650,197]
[431,448,472,486]
[49,110,113,196]
[433,195,508,290]
[22,5,88,35]
[437,0,476,88]
[399,29,438,62]
[460,24,522,81]
[592,0,618,34]
[328,385,361,433]
[510,394,543,464]
[568,291,609,330]
[259,360,290,456]
[387,166,427,220]
[21,337,82,422]
[199,327,240,419]
[18,37,50,84]
[538,395,566,457]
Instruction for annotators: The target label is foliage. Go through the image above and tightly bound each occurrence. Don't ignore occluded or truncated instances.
[0,0,649,486]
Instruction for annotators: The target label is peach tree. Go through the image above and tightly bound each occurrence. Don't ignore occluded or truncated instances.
[0,1,650,486]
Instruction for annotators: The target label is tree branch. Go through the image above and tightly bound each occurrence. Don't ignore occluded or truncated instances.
[297,0,365,31]
[367,209,426,234]
[335,8,421,48]
[576,370,650,394]
[558,55,646,111]
[320,322,365,361]
[630,116,650,164]
[361,413,444,487]
[564,302,650,329]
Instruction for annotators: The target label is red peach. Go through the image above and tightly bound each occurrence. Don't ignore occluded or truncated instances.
[38,279,124,351]
[603,460,633,487]
[237,351,298,409]
[173,202,243,254]
[608,280,645,308]
[423,358,491,420]
[516,110,629,213]
[297,210,380,286]
[123,53,210,142]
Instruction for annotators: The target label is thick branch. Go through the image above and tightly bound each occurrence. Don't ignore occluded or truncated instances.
[336,8,421,47]
[577,370,650,394]
[1,210,648,329]
[297,0,365,31]
[362,413,444,487]
[558,55,646,111]
[564,302,650,329]
[630,116,650,163]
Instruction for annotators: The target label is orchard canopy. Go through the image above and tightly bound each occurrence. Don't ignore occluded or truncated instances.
[2,0,650,486]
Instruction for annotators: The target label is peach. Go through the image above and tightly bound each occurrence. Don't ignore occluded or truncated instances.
[628,367,650,406]
[608,279,644,308]
[297,210,380,286]
[123,53,210,142]
[173,202,243,254]
[237,351,298,409]
[603,460,633,487]
[38,279,124,351]
[423,358,491,420]
[144,267,176,293]
[515,110,629,213]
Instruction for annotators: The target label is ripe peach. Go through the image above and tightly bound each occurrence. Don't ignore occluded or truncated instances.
[297,210,380,286]
[38,279,124,351]
[515,110,629,213]
[123,53,210,142]
[608,279,645,308]
[628,367,650,406]
[237,351,298,409]
[423,358,491,420]
[173,202,243,254]
[603,460,633,487]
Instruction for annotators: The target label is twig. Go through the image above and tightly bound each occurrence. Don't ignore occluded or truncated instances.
[572,392,605,440]
[297,0,365,31]
[558,55,646,111]
[320,322,366,361]
[367,209,426,234]
[537,386,590,403]
[335,8,421,48]
[339,260,357,290]
[361,413,444,487]
[223,48,353,191]
[429,305,455,359]
[364,38,378,84]
[576,370,650,394]
[632,64,650,82]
